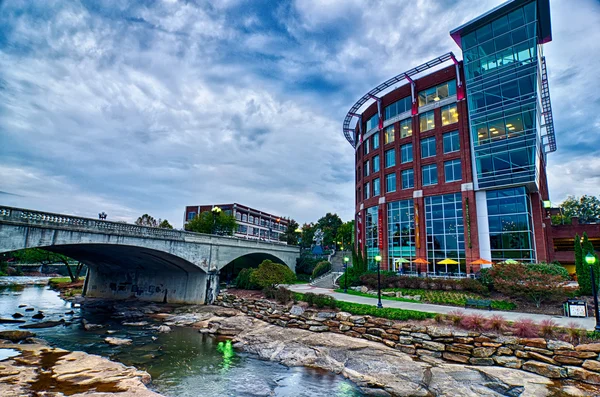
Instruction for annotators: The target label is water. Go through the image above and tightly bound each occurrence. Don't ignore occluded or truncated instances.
[0,281,362,396]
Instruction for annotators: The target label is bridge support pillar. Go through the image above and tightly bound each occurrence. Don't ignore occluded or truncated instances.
[84,266,210,304]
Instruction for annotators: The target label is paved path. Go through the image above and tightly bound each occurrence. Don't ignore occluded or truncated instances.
[288,284,598,330]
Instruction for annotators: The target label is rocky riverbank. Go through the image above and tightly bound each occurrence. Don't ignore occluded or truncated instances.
[0,332,162,397]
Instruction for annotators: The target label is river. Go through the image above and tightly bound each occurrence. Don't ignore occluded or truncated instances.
[0,278,362,396]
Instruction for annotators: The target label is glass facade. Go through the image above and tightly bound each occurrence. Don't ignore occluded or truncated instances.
[486,186,535,262]
[365,206,379,270]
[373,132,380,149]
[418,80,457,106]
[421,137,436,158]
[388,200,415,272]
[373,178,380,196]
[461,1,541,189]
[373,155,380,172]
[444,159,462,182]
[386,173,396,193]
[385,148,395,168]
[400,118,412,138]
[384,125,395,144]
[366,114,379,131]
[422,164,438,186]
[441,103,459,125]
[401,143,413,163]
[443,131,460,153]
[419,110,435,132]
[425,193,465,274]
[385,96,412,120]
[402,169,414,189]
[364,183,370,199]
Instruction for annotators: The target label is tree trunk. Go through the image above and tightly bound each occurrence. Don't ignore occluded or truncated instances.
[63,259,76,283]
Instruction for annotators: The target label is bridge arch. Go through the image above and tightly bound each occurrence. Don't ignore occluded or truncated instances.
[219,251,295,283]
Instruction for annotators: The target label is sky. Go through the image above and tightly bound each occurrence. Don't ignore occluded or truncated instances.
[1,0,599,228]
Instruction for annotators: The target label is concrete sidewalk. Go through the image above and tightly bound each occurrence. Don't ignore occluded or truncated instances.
[287,284,598,331]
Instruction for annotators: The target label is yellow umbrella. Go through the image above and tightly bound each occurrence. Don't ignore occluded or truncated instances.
[438,258,459,265]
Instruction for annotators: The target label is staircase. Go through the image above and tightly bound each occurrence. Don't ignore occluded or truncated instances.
[309,250,351,289]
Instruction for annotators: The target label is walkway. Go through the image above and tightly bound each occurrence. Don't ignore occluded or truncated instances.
[288,284,597,330]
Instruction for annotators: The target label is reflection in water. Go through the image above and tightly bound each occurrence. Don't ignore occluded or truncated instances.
[0,283,362,397]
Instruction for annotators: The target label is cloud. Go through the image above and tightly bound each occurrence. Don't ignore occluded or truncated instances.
[0,0,598,229]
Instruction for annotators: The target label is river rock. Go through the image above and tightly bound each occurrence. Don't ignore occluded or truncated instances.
[65,310,75,315]
[18,304,27,308]
[123,321,149,327]
[0,330,35,342]
[25,308,34,312]
[290,305,305,316]
[360,286,369,293]
[0,318,26,324]
[31,312,45,320]
[157,325,172,333]
[105,337,133,346]
[231,316,564,397]
[83,319,104,330]
[20,319,65,329]
[11,313,23,319]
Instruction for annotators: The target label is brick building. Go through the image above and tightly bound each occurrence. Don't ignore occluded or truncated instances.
[184,203,289,243]
[345,0,558,275]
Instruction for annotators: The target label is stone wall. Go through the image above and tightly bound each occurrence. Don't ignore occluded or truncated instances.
[216,293,600,386]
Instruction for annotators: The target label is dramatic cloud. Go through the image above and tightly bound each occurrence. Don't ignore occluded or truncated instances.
[1,0,598,227]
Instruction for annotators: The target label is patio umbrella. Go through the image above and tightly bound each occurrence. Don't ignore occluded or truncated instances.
[394,258,410,263]
[438,258,459,265]
[500,259,520,264]
[470,259,493,265]
[413,258,429,264]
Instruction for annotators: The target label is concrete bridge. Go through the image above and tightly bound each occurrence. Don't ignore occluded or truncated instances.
[0,206,299,304]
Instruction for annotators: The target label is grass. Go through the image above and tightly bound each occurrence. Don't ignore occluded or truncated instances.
[294,292,433,321]
[335,287,516,311]
[49,276,85,285]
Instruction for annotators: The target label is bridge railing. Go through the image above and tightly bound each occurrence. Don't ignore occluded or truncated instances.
[0,206,298,250]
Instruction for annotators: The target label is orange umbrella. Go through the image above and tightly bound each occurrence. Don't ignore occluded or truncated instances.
[413,258,430,264]
[470,259,493,265]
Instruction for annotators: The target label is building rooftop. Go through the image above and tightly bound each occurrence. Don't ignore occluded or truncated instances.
[450,0,552,47]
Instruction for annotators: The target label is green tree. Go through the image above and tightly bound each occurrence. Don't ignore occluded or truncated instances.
[337,221,354,251]
[300,223,316,249]
[135,214,158,227]
[317,213,343,247]
[185,211,237,235]
[11,248,84,283]
[560,195,600,224]
[249,260,296,289]
[279,218,300,245]
[158,219,173,229]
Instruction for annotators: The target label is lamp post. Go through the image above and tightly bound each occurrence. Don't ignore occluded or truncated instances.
[375,254,383,308]
[343,256,350,293]
[585,253,600,332]
[211,206,222,235]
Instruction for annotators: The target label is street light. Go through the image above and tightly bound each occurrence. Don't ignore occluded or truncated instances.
[585,253,600,332]
[343,256,350,293]
[375,254,383,309]
[211,206,222,235]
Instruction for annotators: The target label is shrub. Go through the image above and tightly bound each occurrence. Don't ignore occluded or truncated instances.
[477,267,494,289]
[303,292,316,306]
[485,314,507,332]
[335,301,434,321]
[312,261,332,279]
[234,268,260,290]
[447,310,465,326]
[313,294,336,309]
[338,267,364,289]
[263,286,276,299]
[461,313,486,331]
[566,322,584,344]
[539,319,558,339]
[250,260,296,289]
[274,286,293,304]
[511,319,539,338]
[490,300,517,311]
[434,313,445,323]
[527,263,570,280]
[489,262,570,307]
[296,255,320,275]
[460,278,489,295]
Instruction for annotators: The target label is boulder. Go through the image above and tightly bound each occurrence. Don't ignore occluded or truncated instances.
[360,286,368,293]
[20,319,65,329]
[522,360,567,378]
[12,313,23,319]
[566,366,600,385]
[381,291,395,297]
[0,318,26,324]
[25,308,34,312]
[0,330,35,342]
[575,343,600,353]
[31,312,45,320]
[104,337,133,346]
[83,319,104,330]
[122,321,149,327]
[308,325,329,332]
[582,359,600,373]
[157,325,172,333]
[395,291,403,298]
[289,305,305,316]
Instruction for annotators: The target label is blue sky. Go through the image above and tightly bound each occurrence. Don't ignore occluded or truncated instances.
[1,0,599,227]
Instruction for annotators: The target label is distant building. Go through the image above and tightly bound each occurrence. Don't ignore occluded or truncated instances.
[183,203,290,243]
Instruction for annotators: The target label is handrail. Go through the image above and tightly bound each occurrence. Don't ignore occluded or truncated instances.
[0,205,295,249]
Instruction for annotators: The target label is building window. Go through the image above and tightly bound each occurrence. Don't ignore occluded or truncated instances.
[384,125,395,144]
[441,103,459,125]
[419,110,435,132]
[385,96,411,120]
[418,80,457,107]
[425,193,465,274]
[238,224,248,234]
[249,215,254,223]
[373,155,380,173]
[373,178,380,196]
[385,149,396,168]
[364,138,370,155]
[365,206,379,270]
[487,187,535,262]
[422,164,438,186]
[444,159,462,182]
[388,200,415,272]
[364,183,370,199]
[443,131,460,153]
[373,132,380,149]
[400,118,412,138]
[366,114,379,131]
[242,214,248,222]
[385,173,396,193]
[235,212,242,221]
[401,169,414,189]
[401,143,413,163]
[187,212,196,220]
[364,160,370,177]
[421,137,436,158]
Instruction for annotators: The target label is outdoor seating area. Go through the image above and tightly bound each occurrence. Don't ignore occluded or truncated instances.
[390,257,494,279]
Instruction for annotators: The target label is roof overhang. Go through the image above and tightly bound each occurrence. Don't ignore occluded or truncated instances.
[450,0,552,48]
